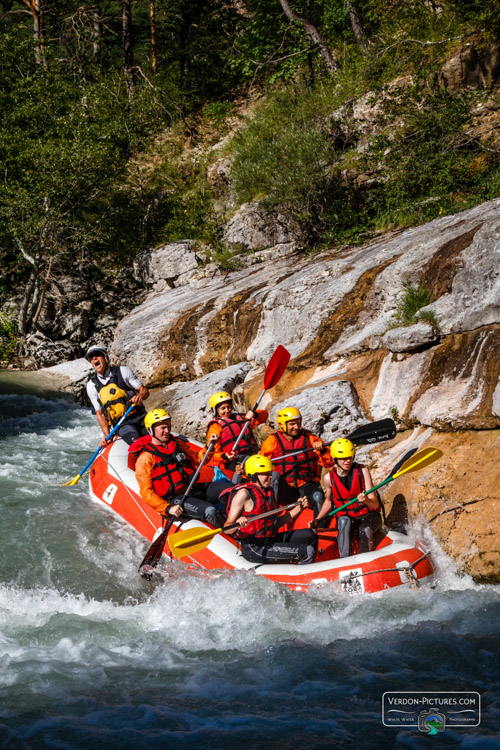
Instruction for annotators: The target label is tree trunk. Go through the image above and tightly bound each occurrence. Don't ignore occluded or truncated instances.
[346,0,368,49]
[278,0,338,73]
[179,5,191,93]
[122,0,135,96]
[150,0,157,74]
[21,0,48,68]
[92,2,102,64]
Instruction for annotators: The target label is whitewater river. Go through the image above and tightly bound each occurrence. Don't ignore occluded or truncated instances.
[0,377,498,749]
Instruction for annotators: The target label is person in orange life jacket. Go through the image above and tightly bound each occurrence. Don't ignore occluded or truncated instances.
[224,455,317,565]
[85,345,150,448]
[314,438,382,558]
[259,407,333,520]
[133,409,224,527]
[200,391,268,483]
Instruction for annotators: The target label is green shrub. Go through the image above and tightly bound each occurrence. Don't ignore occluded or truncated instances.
[0,312,17,364]
[396,281,433,324]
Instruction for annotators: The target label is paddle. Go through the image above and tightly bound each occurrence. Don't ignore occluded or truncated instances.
[168,501,301,559]
[325,446,443,519]
[138,433,218,578]
[270,418,397,462]
[62,404,136,486]
[231,345,291,453]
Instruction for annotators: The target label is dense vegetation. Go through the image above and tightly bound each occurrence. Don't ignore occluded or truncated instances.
[0,0,499,363]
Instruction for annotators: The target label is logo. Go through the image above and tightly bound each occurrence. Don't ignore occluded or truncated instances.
[418,710,445,735]
[382,691,480,730]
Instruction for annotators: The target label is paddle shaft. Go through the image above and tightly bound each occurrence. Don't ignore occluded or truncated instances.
[231,345,290,453]
[270,418,397,462]
[168,501,301,557]
[79,404,136,476]
[326,447,442,517]
[231,388,265,453]
[138,434,217,573]
[223,500,299,534]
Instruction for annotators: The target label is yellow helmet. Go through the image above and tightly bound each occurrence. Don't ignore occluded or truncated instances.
[277,407,302,432]
[209,391,232,413]
[245,455,273,476]
[144,408,171,435]
[330,438,356,459]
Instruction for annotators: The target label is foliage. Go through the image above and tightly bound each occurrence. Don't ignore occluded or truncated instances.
[0,311,17,364]
[395,282,434,325]
[0,0,499,354]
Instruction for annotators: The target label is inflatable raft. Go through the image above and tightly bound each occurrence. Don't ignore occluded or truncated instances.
[89,436,435,595]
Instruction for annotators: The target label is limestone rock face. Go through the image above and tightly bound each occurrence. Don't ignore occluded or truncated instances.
[381,429,500,584]
[147,362,253,441]
[112,198,500,436]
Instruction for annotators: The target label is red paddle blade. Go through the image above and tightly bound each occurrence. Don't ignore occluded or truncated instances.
[263,345,291,390]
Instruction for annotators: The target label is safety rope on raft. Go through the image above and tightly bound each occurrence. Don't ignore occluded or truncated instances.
[340,551,431,590]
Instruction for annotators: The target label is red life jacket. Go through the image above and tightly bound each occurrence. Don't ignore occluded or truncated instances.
[224,481,276,539]
[132,437,195,500]
[329,463,380,518]
[208,413,258,454]
[272,431,319,487]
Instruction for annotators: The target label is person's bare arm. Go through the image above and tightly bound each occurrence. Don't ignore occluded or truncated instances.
[224,489,251,535]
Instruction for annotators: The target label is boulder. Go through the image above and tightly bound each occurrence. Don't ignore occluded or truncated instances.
[267,379,367,444]
[438,40,500,95]
[24,333,76,369]
[382,322,439,353]
[223,201,303,254]
[133,241,201,289]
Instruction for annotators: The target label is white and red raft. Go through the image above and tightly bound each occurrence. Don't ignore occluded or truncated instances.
[89,436,435,595]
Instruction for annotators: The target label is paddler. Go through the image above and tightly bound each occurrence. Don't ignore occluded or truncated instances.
[200,391,268,482]
[259,407,333,522]
[132,408,224,527]
[313,439,382,557]
[224,455,317,564]
[85,345,149,447]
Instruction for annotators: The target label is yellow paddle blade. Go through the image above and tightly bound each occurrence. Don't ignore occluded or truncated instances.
[61,474,82,487]
[393,447,443,479]
[168,526,223,559]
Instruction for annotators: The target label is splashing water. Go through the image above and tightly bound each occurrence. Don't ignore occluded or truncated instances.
[0,384,498,749]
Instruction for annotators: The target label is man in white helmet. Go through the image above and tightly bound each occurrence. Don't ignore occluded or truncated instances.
[85,345,150,447]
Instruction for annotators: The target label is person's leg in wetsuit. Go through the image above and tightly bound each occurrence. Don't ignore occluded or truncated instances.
[240,528,317,565]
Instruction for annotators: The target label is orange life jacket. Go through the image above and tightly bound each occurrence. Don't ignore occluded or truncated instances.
[131,436,195,500]
[272,431,319,487]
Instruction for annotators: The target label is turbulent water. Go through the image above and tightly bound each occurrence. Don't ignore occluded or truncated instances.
[0,378,498,749]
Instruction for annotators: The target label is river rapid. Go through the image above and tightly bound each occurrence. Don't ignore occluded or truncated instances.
[0,378,498,749]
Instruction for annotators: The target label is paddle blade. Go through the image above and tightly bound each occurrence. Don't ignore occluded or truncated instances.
[263,345,291,391]
[393,447,443,478]
[349,418,396,445]
[168,526,221,559]
[61,474,81,487]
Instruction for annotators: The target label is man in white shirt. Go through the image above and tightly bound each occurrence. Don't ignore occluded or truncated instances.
[85,345,150,447]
